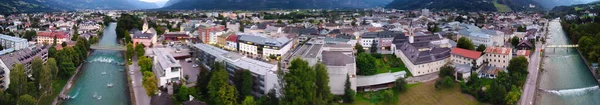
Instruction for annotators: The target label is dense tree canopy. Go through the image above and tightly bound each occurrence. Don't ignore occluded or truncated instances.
[356,53,377,75]
[116,14,143,41]
[476,44,487,52]
[208,63,237,105]
[457,37,475,50]
[283,58,333,105]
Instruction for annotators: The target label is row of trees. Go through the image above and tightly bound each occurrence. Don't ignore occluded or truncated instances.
[459,56,529,105]
[562,18,600,65]
[115,14,143,42]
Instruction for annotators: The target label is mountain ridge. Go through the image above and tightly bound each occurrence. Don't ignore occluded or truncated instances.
[385,0,542,12]
[0,0,159,14]
[160,0,393,10]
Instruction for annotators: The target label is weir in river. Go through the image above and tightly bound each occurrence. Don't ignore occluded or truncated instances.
[62,23,130,105]
[538,19,600,105]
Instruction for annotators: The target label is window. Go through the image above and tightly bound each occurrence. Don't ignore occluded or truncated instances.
[171,67,181,72]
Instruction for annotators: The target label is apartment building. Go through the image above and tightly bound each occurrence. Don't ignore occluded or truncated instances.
[483,47,512,68]
[149,48,182,87]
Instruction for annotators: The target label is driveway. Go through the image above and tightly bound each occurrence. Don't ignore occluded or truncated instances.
[180,60,199,85]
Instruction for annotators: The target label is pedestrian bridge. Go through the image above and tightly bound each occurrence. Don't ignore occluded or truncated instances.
[90,45,126,51]
[546,45,578,48]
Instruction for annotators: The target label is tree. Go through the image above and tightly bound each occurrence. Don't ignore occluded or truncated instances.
[506,56,529,86]
[264,89,279,105]
[343,74,355,103]
[40,65,53,96]
[208,66,237,105]
[486,80,507,104]
[135,43,146,58]
[370,41,378,53]
[439,65,455,79]
[23,31,37,41]
[138,57,153,73]
[476,44,487,52]
[47,58,59,79]
[457,37,475,50]
[511,36,520,47]
[314,63,332,104]
[277,20,283,24]
[234,70,253,102]
[142,71,158,96]
[355,43,365,53]
[394,78,408,93]
[177,85,190,101]
[242,96,257,105]
[196,65,212,99]
[72,25,79,41]
[505,86,521,105]
[239,23,245,32]
[356,53,377,75]
[517,25,527,32]
[17,95,36,105]
[435,76,454,89]
[382,90,396,104]
[31,57,43,85]
[48,46,57,58]
[126,43,134,64]
[61,42,67,47]
[124,30,131,43]
[283,58,318,105]
[9,64,27,96]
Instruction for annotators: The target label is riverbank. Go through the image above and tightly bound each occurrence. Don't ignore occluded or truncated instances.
[52,62,85,105]
[575,49,600,84]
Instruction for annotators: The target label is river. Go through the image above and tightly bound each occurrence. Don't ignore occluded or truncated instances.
[538,19,600,105]
[62,23,130,105]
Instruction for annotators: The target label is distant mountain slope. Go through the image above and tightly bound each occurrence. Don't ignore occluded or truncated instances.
[549,1,600,17]
[385,0,542,12]
[0,0,159,14]
[534,0,598,9]
[161,0,393,10]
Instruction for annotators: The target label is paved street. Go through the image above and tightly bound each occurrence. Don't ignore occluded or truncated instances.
[130,57,150,105]
[519,42,543,105]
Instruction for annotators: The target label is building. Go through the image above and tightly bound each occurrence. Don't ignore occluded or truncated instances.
[237,34,292,59]
[197,24,225,44]
[286,39,357,95]
[0,45,49,90]
[457,24,505,47]
[0,34,28,50]
[37,31,68,45]
[360,31,403,51]
[130,28,158,47]
[163,32,190,42]
[192,43,279,96]
[516,50,531,61]
[225,34,238,51]
[483,47,512,68]
[392,35,451,76]
[149,48,182,87]
[450,48,484,67]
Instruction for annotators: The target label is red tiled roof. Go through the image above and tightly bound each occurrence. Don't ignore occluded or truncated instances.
[451,48,482,59]
[484,47,511,55]
[37,31,68,39]
[226,34,238,42]
[516,50,531,56]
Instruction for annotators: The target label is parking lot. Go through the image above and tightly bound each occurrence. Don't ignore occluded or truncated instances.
[180,59,199,84]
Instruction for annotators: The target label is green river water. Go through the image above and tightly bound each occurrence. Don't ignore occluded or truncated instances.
[62,23,130,105]
[538,19,600,105]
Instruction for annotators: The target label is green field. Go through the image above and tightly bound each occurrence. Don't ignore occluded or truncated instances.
[494,2,513,13]
[373,54,411,76]
[348,81,482,105]
[38,79,68,105]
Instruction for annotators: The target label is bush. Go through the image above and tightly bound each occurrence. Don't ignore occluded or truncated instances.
[394,78,408,92]
[435,76,455,89]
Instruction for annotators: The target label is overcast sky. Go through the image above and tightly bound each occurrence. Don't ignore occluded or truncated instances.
[140,0,169,7]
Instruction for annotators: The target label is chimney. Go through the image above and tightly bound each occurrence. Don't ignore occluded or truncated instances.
[409,35,414,43]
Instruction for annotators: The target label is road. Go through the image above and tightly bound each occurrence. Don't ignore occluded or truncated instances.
[130,57,150,105]
[519,42,544,105]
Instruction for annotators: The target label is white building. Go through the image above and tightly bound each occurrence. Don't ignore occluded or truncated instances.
[392,35,452,76]
[450,48,484,67]
[150,48,182,87]
[192,44,279,96]
[458,24,505,47]
[0,34,28,50]
[237,34,292,59]
[483,47,512,68]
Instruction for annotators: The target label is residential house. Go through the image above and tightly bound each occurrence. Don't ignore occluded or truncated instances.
[149,48,182,87]
[483,47,512,68]
[37,31,69,45]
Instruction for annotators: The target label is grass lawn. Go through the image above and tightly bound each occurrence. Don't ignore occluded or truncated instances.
[38,79,68,105]
[374,54,410,76]
[349,81,483,105]
[493,1,513,13]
